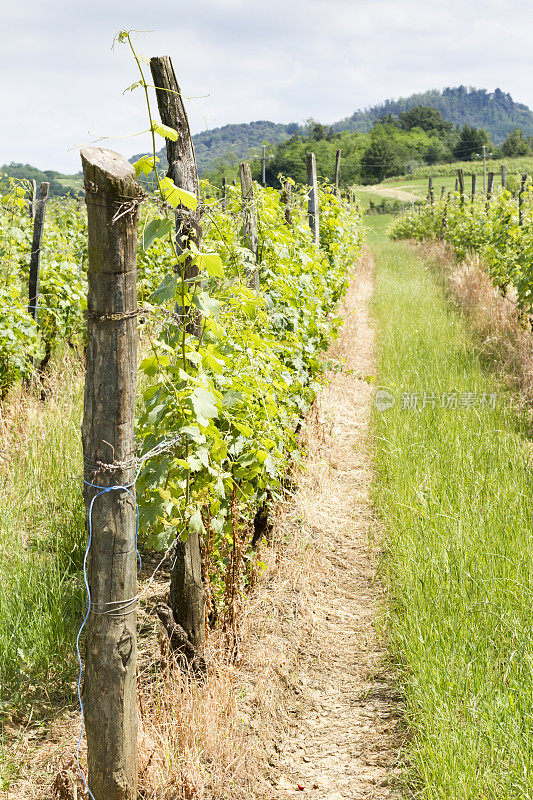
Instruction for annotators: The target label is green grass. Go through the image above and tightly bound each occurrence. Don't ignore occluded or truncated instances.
[0,368,85,721]
[372,240,533,799]
[364,214,395,247]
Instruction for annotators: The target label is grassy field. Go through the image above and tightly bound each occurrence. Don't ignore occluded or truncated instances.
[0,365,85,788]
[371,238,533,798]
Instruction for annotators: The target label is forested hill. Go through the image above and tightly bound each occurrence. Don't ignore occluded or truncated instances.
[134,87,533,176]
[131,120,299,177]
[334,87,533,143]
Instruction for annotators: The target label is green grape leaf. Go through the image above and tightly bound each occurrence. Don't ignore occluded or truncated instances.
[151,120,179,142]
[198,252,225,278]
[190,387,218,422]
[150,273,179,305]
[141,217,172,251]
[133,154,160,178]
[159,177,198,210]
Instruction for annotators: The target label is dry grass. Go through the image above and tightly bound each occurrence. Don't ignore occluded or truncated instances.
[417,241,533,404]
[4,452,317,800]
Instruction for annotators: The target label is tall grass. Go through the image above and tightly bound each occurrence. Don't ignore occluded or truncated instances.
[0,366,85,719]
[372,240,533,799]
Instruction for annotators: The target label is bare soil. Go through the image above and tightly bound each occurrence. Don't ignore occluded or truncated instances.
[261,250,403,799]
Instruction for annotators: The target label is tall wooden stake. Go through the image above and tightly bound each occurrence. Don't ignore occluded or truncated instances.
[306,152,319,247]
[261,145,267,188]
[28,179,37,219]
[501,164,507,189]
[486,172,495,209]
[281,179,293,225]
[239,162,259,289]
[81,147,141,800]
[150,56,202,338]
[334,149,341,198]
[28,181,50,322]
[471,173,477,203]
[519,173,527,226]
[221,176,227,212]
[150,56,206,652]
[457,169,464,206]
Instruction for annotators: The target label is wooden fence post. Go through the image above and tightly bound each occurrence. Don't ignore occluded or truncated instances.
[28,179,37,219]
[471,173,477,203]
[519,173,527,226]
[261,145,267,188]
[440,193,450,240]
[221,176,227,212]
[334,149,341,198]
[281,179,293,225]
[80,147,141,800]
[150,56,206,652]
[239,162,259,289]
[306,152,319,247]
[486,172,495,210]
[457,169,464,206]
[150,56,202,339]
[440,186,445,198]
[501,164,507,189]
[454,178,459,192]
[28,181,50,322]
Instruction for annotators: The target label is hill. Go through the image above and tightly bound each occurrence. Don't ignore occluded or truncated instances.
[334,87,533,143]
[131,120,300,178]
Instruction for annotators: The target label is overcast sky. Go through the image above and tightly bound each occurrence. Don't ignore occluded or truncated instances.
[2,0,533,172]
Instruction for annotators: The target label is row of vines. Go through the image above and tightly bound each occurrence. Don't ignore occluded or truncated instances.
[0,167,364,627]
[389,185,533,315]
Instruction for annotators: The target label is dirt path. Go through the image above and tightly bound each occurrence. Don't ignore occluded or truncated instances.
[365,184,419,202]
[265,251,402,799]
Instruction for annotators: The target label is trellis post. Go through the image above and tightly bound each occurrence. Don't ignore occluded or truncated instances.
[306,152,319,247]
[334,149,341,197]
[239,162,259,289]
[150,56,206,652]
[80,146,141,800]
[28,181,49,323]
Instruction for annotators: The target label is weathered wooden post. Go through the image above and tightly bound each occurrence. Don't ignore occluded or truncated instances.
[239,162,259,289]
[281,179,293,225]
[519,173,527,226]
[457,169,464,206]
[261,145,267,188]
[454,178,459,192]
[334,149,341,198]
[28,179,37,219]
[486,172,495,210]
[306,152,319,247]
[81,147,141,800]
[440,186,445,198]
[440,193,450,240]
[471,173,477,203]
[150,56,202,338]
[501,164,507,189]
[28,181,50,322]
[221,176,227,212]
[150,56,206,652]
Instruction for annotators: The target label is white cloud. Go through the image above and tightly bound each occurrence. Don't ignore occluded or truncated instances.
[1,0,533,171]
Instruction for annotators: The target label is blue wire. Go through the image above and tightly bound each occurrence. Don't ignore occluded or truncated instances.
[75,479,141,800]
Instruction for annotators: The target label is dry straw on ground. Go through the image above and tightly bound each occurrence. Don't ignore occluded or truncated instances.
[417,241,533,404]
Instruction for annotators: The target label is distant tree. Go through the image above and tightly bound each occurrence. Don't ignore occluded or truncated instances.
[360,136,405,183]
[501,127,529,157]
[286,122,299,135]
[310,123,327,141]
[398,105,452,134]
[453,125,491,161]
